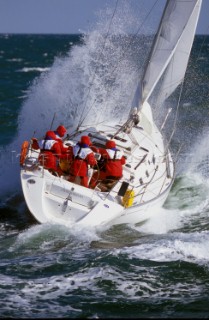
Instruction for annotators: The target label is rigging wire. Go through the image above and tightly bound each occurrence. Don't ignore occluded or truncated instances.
[152,47,186,158]
[165,78,184,153]
[162,28,209,155]
[77,0,161,129]
[77,0,119,129]
[196,30,209,61]
[196,23,209,61]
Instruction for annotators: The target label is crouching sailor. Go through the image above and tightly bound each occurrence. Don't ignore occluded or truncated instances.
[38,131,70,176]
[68,136,97,188]
[90,140,126,190]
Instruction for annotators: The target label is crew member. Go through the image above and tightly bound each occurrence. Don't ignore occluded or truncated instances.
[55,125,67,139]
[38,131,70,175]
[31,125,69,151]
[69,136,97,188]
[53,125,69,152]
[90,140,126,189]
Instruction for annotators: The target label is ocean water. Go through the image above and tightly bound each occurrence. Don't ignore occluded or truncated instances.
[1,10,209,320]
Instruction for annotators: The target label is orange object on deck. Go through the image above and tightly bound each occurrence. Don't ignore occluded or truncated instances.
[20,141,29,165]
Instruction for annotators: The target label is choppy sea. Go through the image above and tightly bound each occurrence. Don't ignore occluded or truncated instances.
[0,28,209,320]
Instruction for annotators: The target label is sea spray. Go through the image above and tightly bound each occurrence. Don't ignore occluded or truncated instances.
[0,2,153,196]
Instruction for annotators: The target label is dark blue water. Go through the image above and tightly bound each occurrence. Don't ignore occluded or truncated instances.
[0,18,209,320]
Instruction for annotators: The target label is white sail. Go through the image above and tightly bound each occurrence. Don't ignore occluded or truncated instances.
[140,0,202,106]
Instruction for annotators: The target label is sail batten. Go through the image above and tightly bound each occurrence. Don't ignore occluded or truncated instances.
[137,0,202,108]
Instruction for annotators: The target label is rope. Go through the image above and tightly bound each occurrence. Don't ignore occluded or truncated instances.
[162,29,208,154]
[164,78,184,154]
[77,0,119,129]
[77,0,160,130]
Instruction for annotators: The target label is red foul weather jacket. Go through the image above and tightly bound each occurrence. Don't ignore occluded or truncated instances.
[70,143,97,177]
[54,131,70,154]
[99,148,126,178]
[39,138,70,171]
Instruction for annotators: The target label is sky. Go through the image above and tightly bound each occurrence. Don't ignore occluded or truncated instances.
[0,0,208,35]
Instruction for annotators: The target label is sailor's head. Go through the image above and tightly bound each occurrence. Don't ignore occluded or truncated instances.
[45,131,56,140]
[105,140,116,149]
[80,135,92,146]
[56,125,67,137]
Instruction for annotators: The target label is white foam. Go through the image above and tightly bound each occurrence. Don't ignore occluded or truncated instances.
[7,58,23,62]
[117,231,209,266]
[8,223,100,254]
[134,208,182,234]
[17,67,50,73]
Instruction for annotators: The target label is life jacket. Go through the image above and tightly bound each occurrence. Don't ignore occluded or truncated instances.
[73,144,92,160]
[106,149,124,160]
[70,144,96,177]
[38,139,59,170]
[54,132,62,141]
[39,139,57,151]
[101,148,125,178]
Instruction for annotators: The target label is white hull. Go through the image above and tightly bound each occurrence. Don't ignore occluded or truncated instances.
[21,165,172,228]
[20,102,175,228]
[19,0,202,229]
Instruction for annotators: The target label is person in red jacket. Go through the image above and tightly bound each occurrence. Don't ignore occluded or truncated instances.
[100,140,126,179]
[90,140,126,189]
[69,136,97,188]
[55,125,67,139]
[53,125,73,172]
[54,125,68,151]
[53,125,67,148]
[38,131,71,175]
[31,125,68,152]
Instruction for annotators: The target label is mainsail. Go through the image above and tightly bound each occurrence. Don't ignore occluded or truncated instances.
[138,0,202,108]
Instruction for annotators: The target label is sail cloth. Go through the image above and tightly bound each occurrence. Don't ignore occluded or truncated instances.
[138,0,202,108]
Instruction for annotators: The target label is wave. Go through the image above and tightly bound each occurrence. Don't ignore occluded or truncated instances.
[17,67,50,73]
